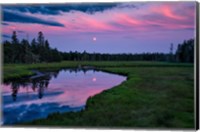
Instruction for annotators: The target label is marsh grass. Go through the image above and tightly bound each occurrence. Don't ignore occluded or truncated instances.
[3,61,194,128]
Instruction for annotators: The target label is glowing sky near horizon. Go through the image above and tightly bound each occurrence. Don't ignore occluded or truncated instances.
[1,2,196,53]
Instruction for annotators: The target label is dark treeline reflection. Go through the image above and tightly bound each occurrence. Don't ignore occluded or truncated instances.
[5,73,53,101]
[3,31,194,63]
[4,68,95,101]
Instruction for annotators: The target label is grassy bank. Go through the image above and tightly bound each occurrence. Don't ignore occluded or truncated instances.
[3,61,193,81]
[3,61,194,128]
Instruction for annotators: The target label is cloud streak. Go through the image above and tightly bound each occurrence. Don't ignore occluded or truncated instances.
[3,3,120,15]
[2,34,11,38]
[3,10,65,27]
[2,2,195,35]
[2,22,9,26]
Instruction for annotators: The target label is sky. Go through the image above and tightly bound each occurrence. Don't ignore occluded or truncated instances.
[1,2,196,54]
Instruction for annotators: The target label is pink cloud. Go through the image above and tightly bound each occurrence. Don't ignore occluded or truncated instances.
[149,4,186,20]
[2,2,195,39]
[116,14,141,25]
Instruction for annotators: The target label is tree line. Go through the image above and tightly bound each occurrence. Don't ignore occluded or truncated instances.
[3,31,194,63]
[3,31,62,63]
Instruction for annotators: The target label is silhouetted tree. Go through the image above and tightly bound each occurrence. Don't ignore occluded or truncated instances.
[3,31,194,63]
[11,82,20,101]
[169,43,174,62]
[37,31,45,46]
[175,39,194,63]
[11,31,19,45]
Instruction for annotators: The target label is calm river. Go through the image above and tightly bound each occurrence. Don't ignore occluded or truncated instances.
[1,68,126,125]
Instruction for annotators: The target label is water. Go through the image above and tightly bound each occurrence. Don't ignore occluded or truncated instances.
[1,68,126,125]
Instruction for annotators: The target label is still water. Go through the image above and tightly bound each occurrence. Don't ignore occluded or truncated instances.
[1,68,126,125]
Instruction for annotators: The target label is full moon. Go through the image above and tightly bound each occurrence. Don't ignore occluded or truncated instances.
[92,77,97,82]
[93,37,97,41]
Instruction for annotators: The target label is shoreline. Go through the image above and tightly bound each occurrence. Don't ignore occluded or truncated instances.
[2,61,194,128]
[3,61,193,81]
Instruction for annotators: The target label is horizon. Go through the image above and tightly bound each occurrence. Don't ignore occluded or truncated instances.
[1,2,196,54]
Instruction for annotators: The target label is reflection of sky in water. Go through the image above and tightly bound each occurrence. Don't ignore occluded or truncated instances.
[2,69,126,125]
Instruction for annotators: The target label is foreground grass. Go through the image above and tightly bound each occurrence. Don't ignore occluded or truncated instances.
[3,61,194,128]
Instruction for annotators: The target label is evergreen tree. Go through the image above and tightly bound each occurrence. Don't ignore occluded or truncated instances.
[37,31,45,46]
[11,31,19,45]
[3,31,194,63]
[175,39,194,63]
[31,38,37,54]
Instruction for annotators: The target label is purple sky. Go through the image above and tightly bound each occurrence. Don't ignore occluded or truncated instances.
[2,2,196,53]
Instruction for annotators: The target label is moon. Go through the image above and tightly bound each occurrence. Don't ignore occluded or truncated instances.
[92,77,97,82]
[93,37,97,41]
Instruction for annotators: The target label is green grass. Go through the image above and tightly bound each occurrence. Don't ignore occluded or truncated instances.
[3,61,194,128]
[3,61,192,81]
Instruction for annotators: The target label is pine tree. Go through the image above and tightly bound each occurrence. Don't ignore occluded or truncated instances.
[11,31,19,45]
[37,31,45,46]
